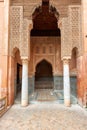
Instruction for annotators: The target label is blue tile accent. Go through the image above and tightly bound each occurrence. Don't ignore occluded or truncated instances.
[54,75,77,97]
[53,76,63,90]
[28,76,35,94]
[70,76,77,97]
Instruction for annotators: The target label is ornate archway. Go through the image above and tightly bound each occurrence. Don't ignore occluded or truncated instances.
[35,59,53,89]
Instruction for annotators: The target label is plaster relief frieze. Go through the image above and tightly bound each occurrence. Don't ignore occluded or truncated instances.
[50,0,81,5]
[11,0,81,6]
[11,0,41,5]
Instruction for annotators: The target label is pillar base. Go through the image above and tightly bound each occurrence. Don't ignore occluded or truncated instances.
[64,100,71,107]
[21,100,28,107]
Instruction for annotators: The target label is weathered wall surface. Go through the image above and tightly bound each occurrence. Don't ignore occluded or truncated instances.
[0,1,9,99]
[0,2,4,97]
[0,2,4,56]
[77,0,87,107]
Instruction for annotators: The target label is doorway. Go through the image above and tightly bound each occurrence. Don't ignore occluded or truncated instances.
[35,60,53,89]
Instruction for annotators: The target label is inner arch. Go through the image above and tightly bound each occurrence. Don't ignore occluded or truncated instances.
[35,59,53,89]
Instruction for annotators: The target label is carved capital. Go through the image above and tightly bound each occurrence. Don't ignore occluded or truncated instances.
[21,57,29,64]
[63,59,70,65]
[22,59,28,64]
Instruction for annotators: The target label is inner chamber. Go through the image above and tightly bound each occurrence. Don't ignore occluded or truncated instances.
[35,60,53,89]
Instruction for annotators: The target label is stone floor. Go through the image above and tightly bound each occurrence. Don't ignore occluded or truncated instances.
[33,89,57,101]
[0,103,87,130]
[15,89,61,104]
[15,89,77,104]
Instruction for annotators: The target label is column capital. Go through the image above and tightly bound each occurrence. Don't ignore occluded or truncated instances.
[21,56,28,59]
[62,56,71,64]
[63,59,70,65]
[22,59,28,64]
[21,57,29,63]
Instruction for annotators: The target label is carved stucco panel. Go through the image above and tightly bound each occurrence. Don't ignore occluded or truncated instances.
[61,5,82,59]
[20,19,29,58]
[55,40,63,75]
[68,5,82,56]
[10,6,23,56]
[61,17,72,59]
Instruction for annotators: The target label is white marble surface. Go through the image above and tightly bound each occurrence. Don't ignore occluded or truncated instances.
[63,61,70,106]
[21,60,28,106]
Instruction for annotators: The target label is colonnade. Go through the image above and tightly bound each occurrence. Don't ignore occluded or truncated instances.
[21,57,71,107]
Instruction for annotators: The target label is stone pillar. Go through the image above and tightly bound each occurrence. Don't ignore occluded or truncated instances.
[0,0,10,97]
[63,59,71,107]
[21,58,29,106]
[81,0,87,107]
[4,0,10,55]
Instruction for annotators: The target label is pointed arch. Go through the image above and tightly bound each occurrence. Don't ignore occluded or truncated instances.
[34,57,54,73]
[12,47,20,57]
[35,59,53,89]
[35,59,53,74]
[70,47,78,71]
[72,47,78,57]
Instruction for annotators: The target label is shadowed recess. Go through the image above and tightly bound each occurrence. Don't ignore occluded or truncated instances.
[31,0,60,36]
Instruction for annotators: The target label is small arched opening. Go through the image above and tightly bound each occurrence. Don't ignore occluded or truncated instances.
[70,47,78,103]
[13,48,22,103]
[35,59,53,89]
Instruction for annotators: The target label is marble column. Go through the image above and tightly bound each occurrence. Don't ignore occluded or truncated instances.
[63,59,71,107]
[21,59,29,106]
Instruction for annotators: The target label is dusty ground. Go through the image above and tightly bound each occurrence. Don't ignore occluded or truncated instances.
[0,103,87,130]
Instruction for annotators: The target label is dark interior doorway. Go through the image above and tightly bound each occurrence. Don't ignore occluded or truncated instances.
[35,60,53,89]
[16,63,22,94]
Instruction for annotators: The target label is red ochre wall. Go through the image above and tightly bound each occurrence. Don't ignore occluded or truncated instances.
[77,55,87,107]
[0,2,8,98]
[77,0,87,107]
